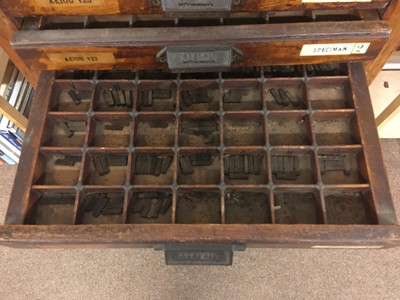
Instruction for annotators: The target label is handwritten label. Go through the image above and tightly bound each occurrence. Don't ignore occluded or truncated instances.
[300,43,370,56]
[35,0,106,7]
[47,52,116,66]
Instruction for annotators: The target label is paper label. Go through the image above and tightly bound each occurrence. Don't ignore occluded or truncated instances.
[47,52,116,66]
[35,0,106,7]
[300,43,370,56]
[312,245,383,249]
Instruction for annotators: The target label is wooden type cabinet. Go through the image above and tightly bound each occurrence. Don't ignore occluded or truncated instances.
[0,0,400,265]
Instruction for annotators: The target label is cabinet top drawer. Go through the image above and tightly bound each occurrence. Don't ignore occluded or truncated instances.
[0,62,399,250]
[12,21,391,71]
[0,0,390,17]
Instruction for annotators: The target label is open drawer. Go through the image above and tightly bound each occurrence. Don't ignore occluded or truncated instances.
[0,0,390,17]
[1,62,399,265]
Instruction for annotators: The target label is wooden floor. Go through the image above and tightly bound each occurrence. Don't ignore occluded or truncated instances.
[0,139,399,299]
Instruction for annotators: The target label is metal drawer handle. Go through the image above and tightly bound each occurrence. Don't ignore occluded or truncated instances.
[151,0,244,17]
[157,45,243,71]
[151,0,243,16]
[155,243,246,265]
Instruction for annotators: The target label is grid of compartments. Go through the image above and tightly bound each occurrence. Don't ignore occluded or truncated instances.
[25,63,378,226]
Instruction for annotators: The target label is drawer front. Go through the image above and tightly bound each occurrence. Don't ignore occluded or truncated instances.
[12,21,390,71]
[0,62,399,255]
[0,0,390,16]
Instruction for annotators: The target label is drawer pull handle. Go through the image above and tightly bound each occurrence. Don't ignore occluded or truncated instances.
[155,243,246,265]
[152,0,243,17]
[157,45,243,71]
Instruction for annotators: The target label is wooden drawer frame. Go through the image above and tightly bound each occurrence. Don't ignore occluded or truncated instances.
[12,21,391,71]
[1,63,399,254]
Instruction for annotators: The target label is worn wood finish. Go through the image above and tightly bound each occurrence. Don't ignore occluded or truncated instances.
[12,21,390,71]
[4,72,55,225]
[1,224,400,248]
[365,0,400,84]
[0,0,390,16]
[0,10,38,87]
[349,63,397,225]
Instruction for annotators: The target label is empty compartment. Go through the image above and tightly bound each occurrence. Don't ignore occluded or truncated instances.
[132,151,174,186]
[177,18,222,27]
[39,16,85,30]
[137,82,177,112]
[180,81,220,111]
[271,149,317,184]
[224,113,265,146]
[314,9,360,22]
[83,152,128,185]
[34,152,82,186]
[319,148,368,184]
[77,191,125,224]
[268,113,312,146]
[133,18,176,28]
[179,114,220,147]
[264,80,307,110]
[135,114,175,147]
[43,116,87,147]
[49,81,92,112]
[128,190,172,224]
[274,190,322,224]
[26,191,75,225]
[97,70,136,80]
[313,111,360,145]
[176,190,221,224]
[324,189,377,224]
[223,17,266,26]
[138,69,178,80]
[85,16,131,28]
[225,190,271,224]
[94,82,135,112]
[56,70,95,80]
[307,78,354,109]
[223,151,267,185]
[180,72,219,80]
[89,116,131,147]
[178,150,220,185]
[222,81,262,111]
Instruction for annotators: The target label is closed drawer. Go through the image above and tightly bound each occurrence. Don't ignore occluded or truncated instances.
[12,20,390,71]
[0,0,390,17]
[1,62,399,263]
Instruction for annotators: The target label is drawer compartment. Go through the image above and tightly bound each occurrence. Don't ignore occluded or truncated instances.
[1,63,399,263]
[0,0,389,17]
